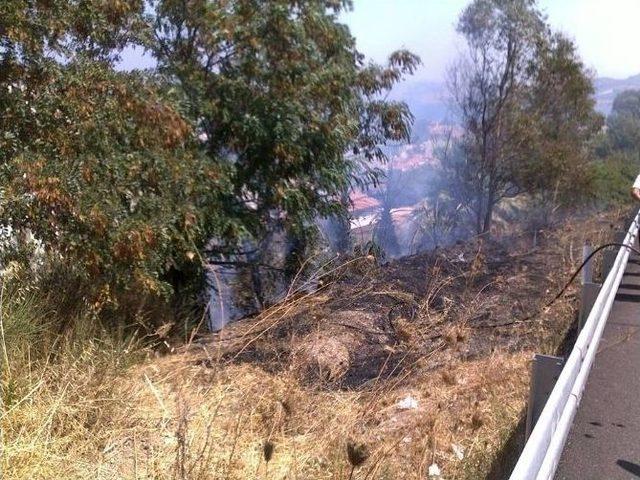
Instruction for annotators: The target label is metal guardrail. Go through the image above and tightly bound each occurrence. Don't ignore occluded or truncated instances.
[509,210,640,480]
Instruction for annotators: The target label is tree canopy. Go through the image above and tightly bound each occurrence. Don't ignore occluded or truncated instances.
[607,90,640,152]
[0,0,418,311]
[447,0,601,234]
[150,0,418,246]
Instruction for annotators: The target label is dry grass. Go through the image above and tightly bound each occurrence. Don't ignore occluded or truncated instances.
[2,321,147,479]
[1,207,629,479]
[2,343,530,479]
[98,347,530,480]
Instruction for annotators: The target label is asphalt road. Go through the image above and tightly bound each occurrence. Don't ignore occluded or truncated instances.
[555,258,640,480]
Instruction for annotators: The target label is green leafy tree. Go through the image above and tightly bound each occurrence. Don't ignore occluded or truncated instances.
[373,171,403,258]
[150,0,419,256]
[519,33,603,210]
[0,1,230,311]
[590,151,640,205]
[449,0,600,233]
[1,1,419,317]
[590,90,640,204]
[607,90,640,152]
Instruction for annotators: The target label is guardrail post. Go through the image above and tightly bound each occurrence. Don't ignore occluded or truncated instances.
[581,245,594,284]
[579,245,601,332]
[525,354,565,439]
[579,283,601,332]
[603,232,627,278]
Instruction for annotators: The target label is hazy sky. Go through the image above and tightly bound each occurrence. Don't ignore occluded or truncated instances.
[120,1,640,80]
[342,0,640,81]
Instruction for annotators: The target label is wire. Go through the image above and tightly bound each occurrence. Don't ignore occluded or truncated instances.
[545,242,640,308]
[480,241,640,328]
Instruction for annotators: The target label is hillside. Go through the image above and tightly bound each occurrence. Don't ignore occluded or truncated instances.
[593,74,640,115]
[4,2,639,480]
[5,207,627,479]
[348,71,640,254]
[395,74,640,126]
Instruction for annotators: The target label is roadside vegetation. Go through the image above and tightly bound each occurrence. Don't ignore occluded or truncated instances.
[2,208,628,479]
[2,0,640,479]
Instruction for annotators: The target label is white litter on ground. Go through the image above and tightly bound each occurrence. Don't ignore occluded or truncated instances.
[396,395,419,410]
[451,443,465,460]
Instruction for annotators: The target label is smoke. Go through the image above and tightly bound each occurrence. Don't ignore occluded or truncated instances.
[346,122,470,259]
[204,123,471,331]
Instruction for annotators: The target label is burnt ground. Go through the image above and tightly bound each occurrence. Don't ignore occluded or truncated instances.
[108,207,634,480]
[193,208,628,391]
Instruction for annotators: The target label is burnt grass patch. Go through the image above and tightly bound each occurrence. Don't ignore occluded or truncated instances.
[204,209,625,392]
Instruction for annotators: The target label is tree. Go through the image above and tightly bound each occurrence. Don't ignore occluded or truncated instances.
[150,0,419,258]
[448,0,600,234]
[0,1,419,317]
[518,33,603,210]
[322,189,353,254]
[0,1,230,311]
[607,90,640,151]
[589,90,640,205]
[411,196,461,251]
[373,169,403,258]
[449,0,545,234]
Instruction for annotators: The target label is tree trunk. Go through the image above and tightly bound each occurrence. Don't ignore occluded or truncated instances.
[482,200,494,234]
[475,190,484,235]
[482,180,496,235]
[250,262,264,310]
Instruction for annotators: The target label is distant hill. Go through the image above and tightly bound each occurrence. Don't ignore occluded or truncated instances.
[593,74,640,116]
[392,73,640,128]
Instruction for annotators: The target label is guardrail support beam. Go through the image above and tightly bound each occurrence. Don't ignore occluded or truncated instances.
[579,282,601,332]
[582,245,594,284]
[525,354,565,440]
[603,232,627,278]
[579,245,601,332]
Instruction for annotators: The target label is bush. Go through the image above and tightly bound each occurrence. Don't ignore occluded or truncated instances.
[588,153,640,206]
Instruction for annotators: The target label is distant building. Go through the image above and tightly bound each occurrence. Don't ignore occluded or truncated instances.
[347,120,462,254]
[349,191,381,244]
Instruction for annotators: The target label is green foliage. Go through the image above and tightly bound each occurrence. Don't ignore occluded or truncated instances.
[589,89,640,207]
[518,33,603,202]
[449,0,601,233]
[607,90,640,152]
[151,0,418,246]
[611,89,640,118]
[588,152,640,205]
[1,1,203,307]
[0,58,232,305]
[0,0,146,60]
[0,1,418,316]
[450,0,547,234]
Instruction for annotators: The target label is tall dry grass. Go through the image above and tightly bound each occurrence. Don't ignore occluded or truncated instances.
[0,261,530,480]
[0,276,149,479]
[1,213,602,480]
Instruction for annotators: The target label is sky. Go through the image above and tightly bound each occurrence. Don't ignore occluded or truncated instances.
[120,0,640,81]
[341,0,640,82]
